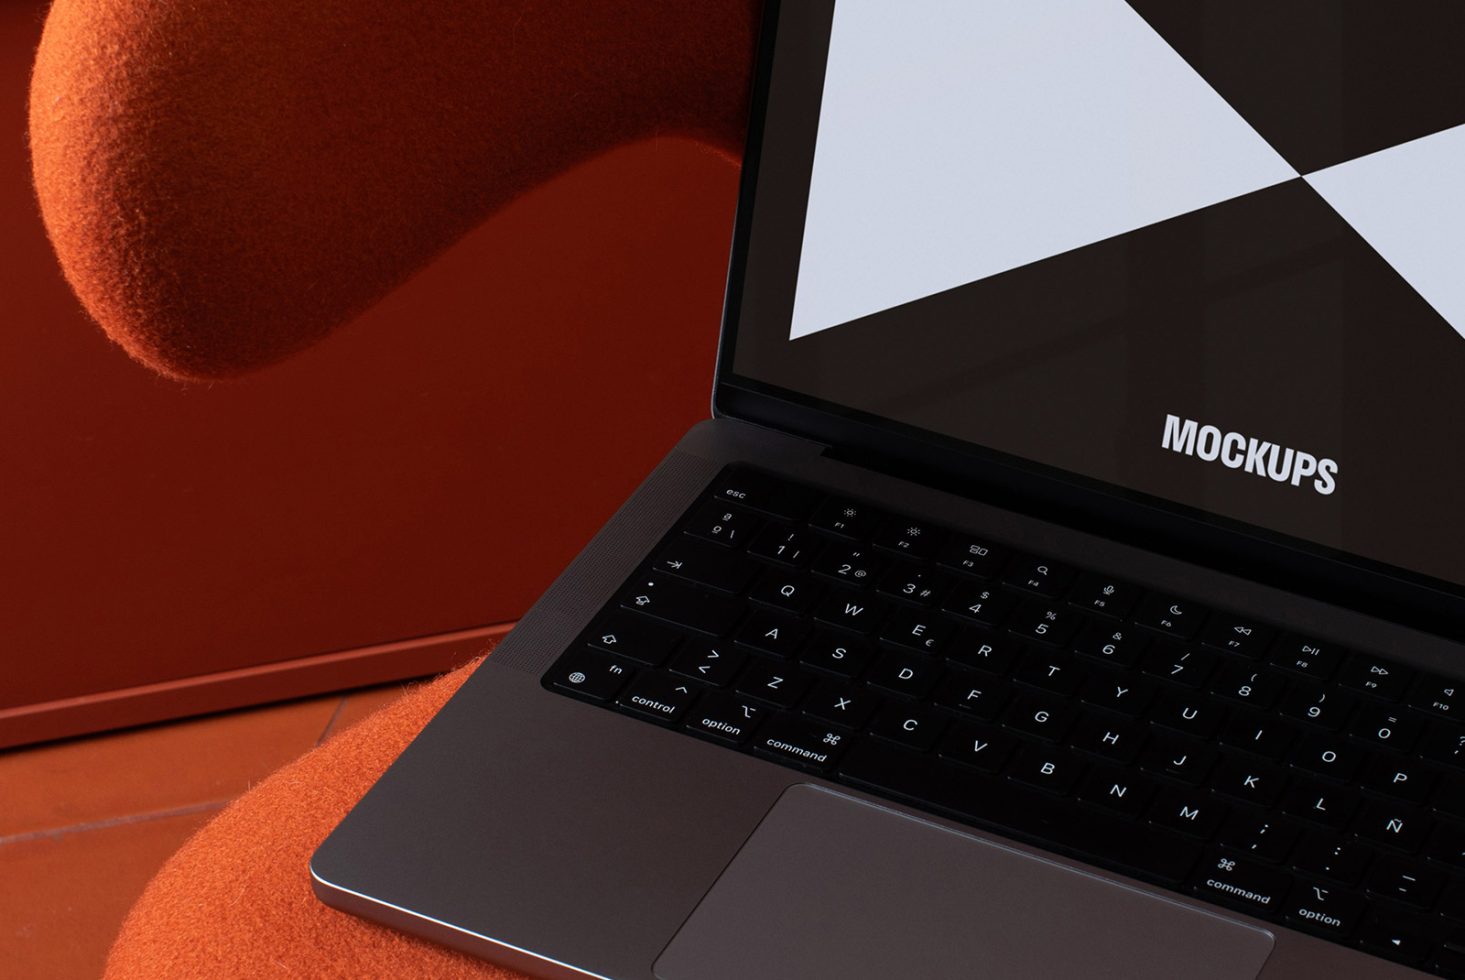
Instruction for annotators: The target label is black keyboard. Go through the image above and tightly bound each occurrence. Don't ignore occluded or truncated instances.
[544,465,1465,976]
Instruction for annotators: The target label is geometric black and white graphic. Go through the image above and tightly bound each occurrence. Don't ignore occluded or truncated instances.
[790,0,1465,341]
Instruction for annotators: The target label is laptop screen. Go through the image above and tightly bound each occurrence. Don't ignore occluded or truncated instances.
[725,0,1465,597]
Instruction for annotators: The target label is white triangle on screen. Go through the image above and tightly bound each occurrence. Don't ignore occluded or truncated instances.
[1306,123,1465,342]
[788,0,1299,340]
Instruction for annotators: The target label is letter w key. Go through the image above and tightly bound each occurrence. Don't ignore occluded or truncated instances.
[815,590,889,635]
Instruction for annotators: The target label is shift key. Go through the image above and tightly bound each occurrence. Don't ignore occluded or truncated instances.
[621,574,742,635]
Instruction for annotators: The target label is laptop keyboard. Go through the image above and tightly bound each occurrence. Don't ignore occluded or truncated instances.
[543,465,1465,976]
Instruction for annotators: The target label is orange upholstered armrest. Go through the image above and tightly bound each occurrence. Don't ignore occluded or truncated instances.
[28,1,759,380]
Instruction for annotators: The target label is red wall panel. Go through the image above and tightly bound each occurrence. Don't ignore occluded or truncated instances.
[0,2,738,744]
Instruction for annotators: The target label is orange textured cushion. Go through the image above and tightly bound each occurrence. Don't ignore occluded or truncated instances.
[29,0,757,380]
[104,661,519,979]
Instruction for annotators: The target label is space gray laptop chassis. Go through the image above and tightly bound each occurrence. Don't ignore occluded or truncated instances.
[311,5,1464,977]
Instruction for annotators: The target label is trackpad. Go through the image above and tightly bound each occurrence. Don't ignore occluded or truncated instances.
[655,785,1272,980]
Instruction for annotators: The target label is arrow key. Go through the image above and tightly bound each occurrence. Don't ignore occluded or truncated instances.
[1358,911,1430,965]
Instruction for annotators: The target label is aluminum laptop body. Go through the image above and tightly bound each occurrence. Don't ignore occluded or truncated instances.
[313,4,1465,978]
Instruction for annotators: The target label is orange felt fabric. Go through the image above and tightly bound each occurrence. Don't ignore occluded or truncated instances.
[29,0,758,380]
[103,660,521,979]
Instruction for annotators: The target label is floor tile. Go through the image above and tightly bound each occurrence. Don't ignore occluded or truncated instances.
[0,694,340,839]
[319,682,416,744]
[0,808,220,980]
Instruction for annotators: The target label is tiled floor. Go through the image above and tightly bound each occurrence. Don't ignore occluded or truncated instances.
[0,681,416,980]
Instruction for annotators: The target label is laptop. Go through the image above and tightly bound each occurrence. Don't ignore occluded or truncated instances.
[310,3,1465,977]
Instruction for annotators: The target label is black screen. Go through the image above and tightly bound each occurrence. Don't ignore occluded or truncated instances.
[728,0,1465,594]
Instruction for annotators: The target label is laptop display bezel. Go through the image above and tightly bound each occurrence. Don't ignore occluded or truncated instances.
[712,0,1465,640]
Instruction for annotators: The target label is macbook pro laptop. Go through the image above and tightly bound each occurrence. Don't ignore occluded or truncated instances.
[311,3,1465,977]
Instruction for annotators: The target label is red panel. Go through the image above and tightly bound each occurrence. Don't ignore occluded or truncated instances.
[1,3,738,732]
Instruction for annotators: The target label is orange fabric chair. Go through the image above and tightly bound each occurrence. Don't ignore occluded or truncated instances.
[28,0,760,973]
[104,661,509,978]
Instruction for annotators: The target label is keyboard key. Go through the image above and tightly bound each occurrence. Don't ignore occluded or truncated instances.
[1012,649,1084,697]
[1133,594,1208,640]
[1003,693,1077,742]
[1420,726,1465,770]
[938,536,1008,578]
[800,630,874,679]
[1281,778,1359,831]
[1284,879,1364,938]
[1009,744,1083,795]
[652,537,759,593]
[1361,755,1435,805]
[1337,653,1412,701]
[867,649,941,700]
[616,674,698,723]
[1443,884,1465,923]
[682,692,764,745]
[751,713,849,771]
[1150,788,1226,838]
[1198,615,1273,659]
[734,661,812,709]
[1190,851,1290,916]
[1218,713,1297,762]
[1278,683,1354,731]
[1071,622,1149,669]
[1366,856,1445,909]
[1217,812,1298,864]
[1210,664,1285,710]
[748,570,821,615]
[1007,599,1083,647]
[1140,642,1217,688]
[669,639,746,687]
[1149,691,1225,740]
[941,582,1015,627]
[879,608,954,654]
[812,589,887,634]
[1065,572,1140,619]
[945,627,1019,675]
[931,671,1009,721]
[872,517,943,559]
[1428,820,1465,869]
[1357,911,1430,965]
[747,523,817,567]
[620,574,742,635]
[1004,555,1075,598]
[1076,766,1155,819]
[1356,800,1432,853]
[838,740,1201,884]
[938,722,1017,773]
[734,608,809,658]
[1269,634,1342,681]
[1293,832,1371,884]
[876,564,949,605]
[1290,732,1363,780]
[548,648,635,701]
[1212,758,1286,808]
[1140,734,1218,786]
[587,613,682,665]
[1079,670,1156,718]
[709,468,819,521]
[1349,704,1423,752]
[869,703,945,751]
[685,500,759,547]
[1069,715,1145,765]
[810,545,885,587]
[1409,672,1465,720]
[809,497,883,539]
